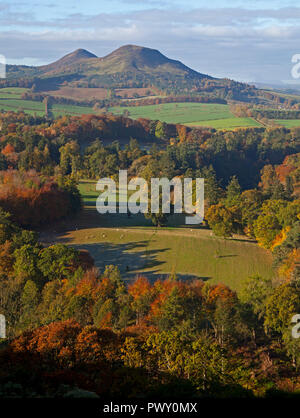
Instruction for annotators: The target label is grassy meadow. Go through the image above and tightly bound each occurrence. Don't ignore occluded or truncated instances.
[274,119,300,128]
[41,180,274,294]
[110,102,232,123]
[0,88,295,130]
[186,117,261,129]
[109,102,264,129]
[0,87,98,117]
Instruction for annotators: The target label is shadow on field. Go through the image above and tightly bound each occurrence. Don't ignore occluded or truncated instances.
[39,207,208,243]
[217,254,237,259]
[128,272,212,284]
[71,240,169,275]
[227,237,256,244]
[63,207,205,230]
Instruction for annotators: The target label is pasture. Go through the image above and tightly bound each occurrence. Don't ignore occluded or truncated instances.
[110,102,233,124]
[109,102,263,129]
[41,180,275,294]
[44,86,158,100]
[0,87,97,117]
[186,117,261,129]
[0,88,293,131]
[274,119,300,128]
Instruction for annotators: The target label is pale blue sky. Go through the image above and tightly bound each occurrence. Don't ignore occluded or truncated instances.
[1,0,299,83]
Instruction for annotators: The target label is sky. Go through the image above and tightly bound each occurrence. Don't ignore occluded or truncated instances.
[1,0,300,83]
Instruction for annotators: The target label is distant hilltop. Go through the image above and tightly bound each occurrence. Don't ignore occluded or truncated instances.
[3,44,273,103]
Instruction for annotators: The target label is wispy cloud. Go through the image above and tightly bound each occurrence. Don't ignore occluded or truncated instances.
[1,3,300,82]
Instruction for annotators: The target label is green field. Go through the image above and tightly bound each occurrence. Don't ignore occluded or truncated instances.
[0,88,295,130]
[0,87,29,98]
[41,180,274,294]
[186,117,261,129]
[110,102,232,123]
[109,102,263,129]
[0,87,97,117]
[274,119,300,128]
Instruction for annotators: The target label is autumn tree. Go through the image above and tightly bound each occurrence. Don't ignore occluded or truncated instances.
[206,203,241,237]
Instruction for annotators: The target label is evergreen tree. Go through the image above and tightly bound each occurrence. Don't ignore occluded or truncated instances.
[225,176,241,207]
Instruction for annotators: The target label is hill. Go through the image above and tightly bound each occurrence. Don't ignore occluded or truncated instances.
[38,48,97,74]
[2,44,262,101]
[92,44,208,77]
[5,45,210,81]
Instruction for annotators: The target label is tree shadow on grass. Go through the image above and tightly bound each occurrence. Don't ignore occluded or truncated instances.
[71,240,169,275]
[217,254,237,259]
[129,272,212,284]
[43,207,207,232]
[227,237,257,244]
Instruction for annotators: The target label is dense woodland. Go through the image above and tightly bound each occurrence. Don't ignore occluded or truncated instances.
[0,110,299,398]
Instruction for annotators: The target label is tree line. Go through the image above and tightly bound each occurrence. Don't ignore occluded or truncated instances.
[0,110,299,398]
[0,210,300,397]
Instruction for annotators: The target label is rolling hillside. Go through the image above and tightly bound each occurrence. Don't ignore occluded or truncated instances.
[5,45,210,80]
[38,48,97,74]
[3,45,260,101]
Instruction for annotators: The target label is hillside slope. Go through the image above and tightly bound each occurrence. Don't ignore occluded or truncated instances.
[38,48,97,74]
[3,44,262,102]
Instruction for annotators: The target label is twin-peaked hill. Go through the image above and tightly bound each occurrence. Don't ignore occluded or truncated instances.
[4,44,268,102]
[7,45,211,80]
